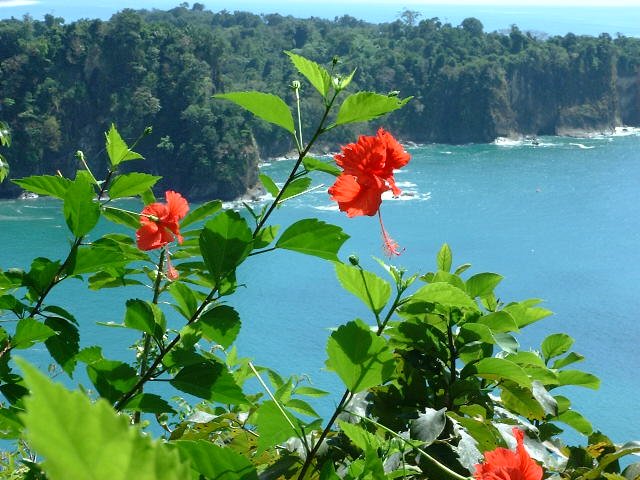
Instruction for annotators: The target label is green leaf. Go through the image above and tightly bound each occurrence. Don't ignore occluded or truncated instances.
[339,420,384,451]
[254,225,279,249]
[12,175,71,199]
[556,409,593,435]
[200,211,253,280]
[105,124,144,167]
[466,273,503,298]
[556,370,600,390]
[541,333,574,362]
[70,247,131,275]
[259,173,280,198]
[197,305,241,349]
[108,173,161,199]
[0,407,23,439]
[17,359,190,480]
[124,299,165,342]
[477,311,519,333]
[12,318,55,349]
[334,92,411,126]
[551,352,585,369]
[286,399,320,418]
[280,177,312,202]
[325,319,395,393]
[63,175,100,236]
[295,386,329,398]
[102,206,141,229]
[411,282,479,311]
[454,263,472,275]
[436,244,452,272]
[276,219,349,261]
[170,360,247,405]
[335,263,391,314]
[175,440,258,480]
[255,400,298,453]
[463,357,532,388]
[168,282,199,319]
[285,51,331,97]
[123,393,176,414]
[181,200,222,229]
[86,359,139,403]
[303,156,341,177]
[503,300,553,328]
[215,92,295,134]
[500,383,545,420]
[44,317,79,376]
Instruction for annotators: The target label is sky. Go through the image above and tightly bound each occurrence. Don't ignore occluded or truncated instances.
[1,0,639,7]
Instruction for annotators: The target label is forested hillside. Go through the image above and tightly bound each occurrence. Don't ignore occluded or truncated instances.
[1,4,639,199]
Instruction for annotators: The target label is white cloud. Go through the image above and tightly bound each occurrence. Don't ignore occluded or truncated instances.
[0,0,40,7]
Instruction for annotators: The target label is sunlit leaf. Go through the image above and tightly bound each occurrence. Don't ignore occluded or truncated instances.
[175,440,258,480]
[108,173,161,199]
[436,244,452,272]
[12,318,55,349]
[63,175,100,236]
[181,200,222,229]
[105,124,144,167]
[285,51,332,97]
[197,305,241,349]
[170,360,247,405]
[18,359,190,480]
[200,211,253,280]
[12,175,71,199]
[334,92,411,126]
[325,319,395,393]
[335,263,391,314]
[466,272,503,298]
[215,92,295,134]
[276,219,349,261]
[255,400,298,453]
[541,333,574,362]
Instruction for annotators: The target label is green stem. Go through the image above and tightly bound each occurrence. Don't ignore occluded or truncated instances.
[353,412,472,480]
[296,288,404,479]
[248,361,308,453]
[132,249,166,424]
[253,90,339,237]
[446,310,457,411]
[114,287,218,411]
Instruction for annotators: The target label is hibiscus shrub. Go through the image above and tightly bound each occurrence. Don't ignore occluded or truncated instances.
[1,53,639,479]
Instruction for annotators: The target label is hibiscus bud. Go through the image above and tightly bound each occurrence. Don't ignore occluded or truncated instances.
[348,255,360,266]
[144,126,153,135]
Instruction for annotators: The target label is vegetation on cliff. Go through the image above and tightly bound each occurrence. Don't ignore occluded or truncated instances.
[1,5,639,198]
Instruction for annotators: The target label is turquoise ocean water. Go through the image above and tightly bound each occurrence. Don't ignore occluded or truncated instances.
[0,132,638,443]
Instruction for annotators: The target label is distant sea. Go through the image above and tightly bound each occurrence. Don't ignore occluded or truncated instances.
[0,1,639,37]
[1,132,639,445]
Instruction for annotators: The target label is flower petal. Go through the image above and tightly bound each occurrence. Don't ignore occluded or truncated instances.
[165,190,189,220]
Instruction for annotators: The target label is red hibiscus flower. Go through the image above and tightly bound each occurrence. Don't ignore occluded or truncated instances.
[474,428,543,480]
[136,190,189,251]
[328,128,410,255]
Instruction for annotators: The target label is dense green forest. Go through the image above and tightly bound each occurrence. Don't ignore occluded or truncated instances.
[1,4,639,199]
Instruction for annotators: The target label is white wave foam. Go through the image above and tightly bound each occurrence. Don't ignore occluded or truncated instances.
[569,143,595,149]
[313,204,339,211]
[613,126,640,137]
[493,137,523,147]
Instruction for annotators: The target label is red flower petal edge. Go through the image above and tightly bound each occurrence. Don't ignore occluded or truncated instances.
[136,190,189,251]
[473,428,543,480]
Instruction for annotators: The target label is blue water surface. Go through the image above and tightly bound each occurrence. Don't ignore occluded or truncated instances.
[0,133,638,444]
